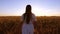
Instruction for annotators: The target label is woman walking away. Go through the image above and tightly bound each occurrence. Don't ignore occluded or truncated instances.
[21,5,37,34]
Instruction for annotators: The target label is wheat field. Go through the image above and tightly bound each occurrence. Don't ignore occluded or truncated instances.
[0,16,60,34]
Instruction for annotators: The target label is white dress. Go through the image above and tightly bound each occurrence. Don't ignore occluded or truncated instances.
[21,13,37,34]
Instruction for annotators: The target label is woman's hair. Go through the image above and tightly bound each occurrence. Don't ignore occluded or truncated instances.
[23,5,32,24]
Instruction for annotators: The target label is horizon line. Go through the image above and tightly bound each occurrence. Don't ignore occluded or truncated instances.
[0,15,60,17]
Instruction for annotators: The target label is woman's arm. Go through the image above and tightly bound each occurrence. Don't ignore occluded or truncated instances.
[33,21,37,29]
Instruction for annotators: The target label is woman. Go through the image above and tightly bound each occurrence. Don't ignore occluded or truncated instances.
[21,5,37,34]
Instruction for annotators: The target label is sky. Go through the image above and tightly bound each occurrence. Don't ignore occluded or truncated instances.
[0,0,60,16]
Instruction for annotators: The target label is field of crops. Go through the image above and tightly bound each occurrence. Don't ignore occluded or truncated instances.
[0,16,60,34]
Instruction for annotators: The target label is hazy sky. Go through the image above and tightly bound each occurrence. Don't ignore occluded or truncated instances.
[0,0,60,16]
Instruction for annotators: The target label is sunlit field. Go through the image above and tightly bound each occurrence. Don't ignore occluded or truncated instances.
[0,16,60,34]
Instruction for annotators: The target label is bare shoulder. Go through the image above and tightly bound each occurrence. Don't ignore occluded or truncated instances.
[21,13,25,17]
[32,13,35,16]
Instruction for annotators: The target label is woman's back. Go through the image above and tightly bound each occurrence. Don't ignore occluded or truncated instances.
[21,13,36,24]
[23,13,32,24]
[21,13,36,34]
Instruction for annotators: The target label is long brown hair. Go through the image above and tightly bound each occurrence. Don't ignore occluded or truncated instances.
[23,5,32,24]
